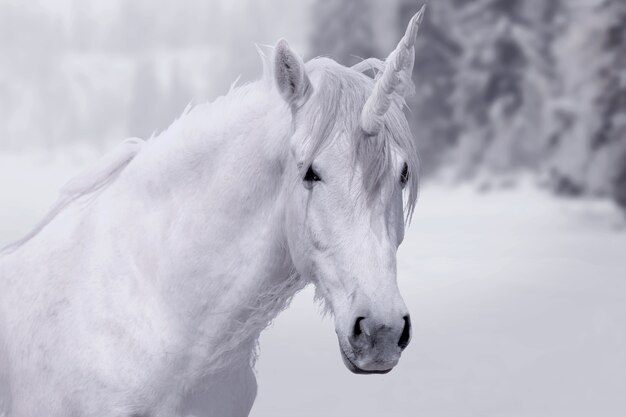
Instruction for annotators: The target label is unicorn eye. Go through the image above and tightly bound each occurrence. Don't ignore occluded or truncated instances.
[304,166,321,182]
[400,163,409,186]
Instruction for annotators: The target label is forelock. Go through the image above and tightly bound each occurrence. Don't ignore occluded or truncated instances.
[295,57,420,221]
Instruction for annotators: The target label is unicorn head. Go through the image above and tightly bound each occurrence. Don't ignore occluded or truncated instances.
[275,7,425,374]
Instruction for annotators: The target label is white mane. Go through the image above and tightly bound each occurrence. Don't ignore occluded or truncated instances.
[0,49,271,258]
[0,137,143,255]
[2,49,420,257]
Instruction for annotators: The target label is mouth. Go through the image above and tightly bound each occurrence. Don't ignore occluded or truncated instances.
[339,346,393,375]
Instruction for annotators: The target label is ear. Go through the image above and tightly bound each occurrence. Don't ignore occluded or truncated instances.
[274,39,311,107]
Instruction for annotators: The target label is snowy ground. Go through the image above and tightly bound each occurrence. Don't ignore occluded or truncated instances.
[1,152,625,417]
[253,182,626,417]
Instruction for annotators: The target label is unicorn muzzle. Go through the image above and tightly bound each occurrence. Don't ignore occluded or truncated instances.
[338,314,411,374]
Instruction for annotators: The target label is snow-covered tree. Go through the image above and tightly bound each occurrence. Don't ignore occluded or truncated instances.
[615,151,626,213]
[449,0,557,179]
[309,0,379,66]
[601,0,626,207]
[399,0,461,174]
[549,0,626,196]
[597,0,626,152]
[598,0,626,202]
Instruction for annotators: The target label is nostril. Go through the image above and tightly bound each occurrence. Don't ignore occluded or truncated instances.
[398,315,411,350]
[352,316,365,338]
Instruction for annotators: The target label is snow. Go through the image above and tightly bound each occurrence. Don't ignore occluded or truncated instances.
[1,153,625,416]
[252,182,626,417]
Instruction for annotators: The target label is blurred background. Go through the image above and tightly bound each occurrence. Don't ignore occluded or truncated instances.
[1,0,625,416]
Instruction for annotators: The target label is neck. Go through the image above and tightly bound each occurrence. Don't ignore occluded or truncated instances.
[113,81,305,374]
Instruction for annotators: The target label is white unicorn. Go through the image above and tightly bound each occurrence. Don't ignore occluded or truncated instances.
[0,7,425,417]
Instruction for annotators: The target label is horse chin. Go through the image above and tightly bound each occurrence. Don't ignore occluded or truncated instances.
[339,346,393,375]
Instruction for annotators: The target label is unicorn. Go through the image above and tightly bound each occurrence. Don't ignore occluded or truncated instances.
[0,7,425,417]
